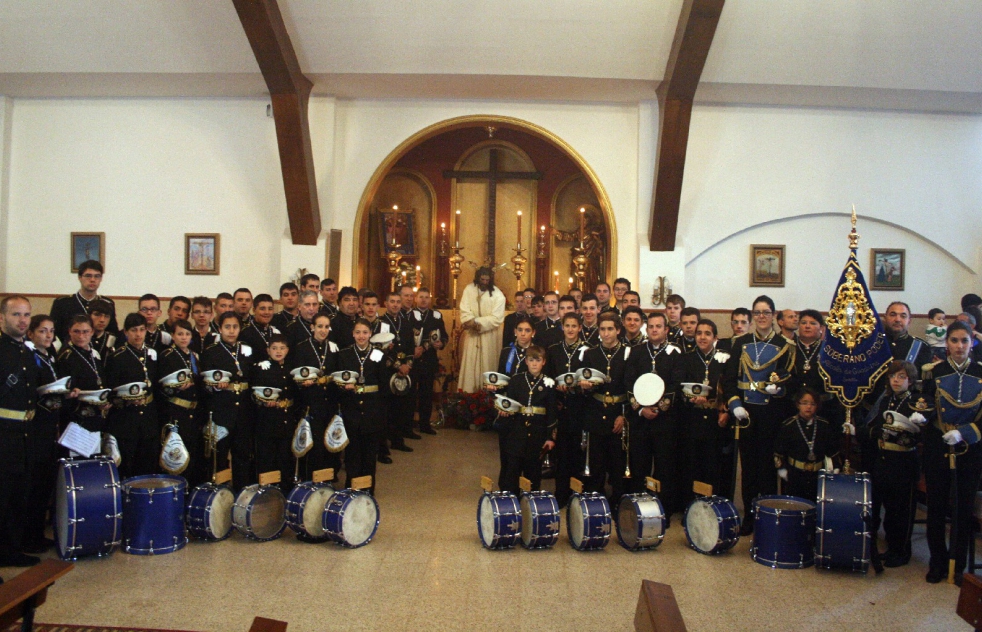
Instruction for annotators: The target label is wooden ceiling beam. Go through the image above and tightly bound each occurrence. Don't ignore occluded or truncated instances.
[232,0,320,245]
[648,0,724,251]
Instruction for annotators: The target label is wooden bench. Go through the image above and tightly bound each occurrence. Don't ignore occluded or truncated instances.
[634,579,687,632]
[958,572,982,631]
[0,559,74,632]
[249,616,288,632]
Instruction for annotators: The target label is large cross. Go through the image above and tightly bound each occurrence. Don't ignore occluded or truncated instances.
[443,148,541,265]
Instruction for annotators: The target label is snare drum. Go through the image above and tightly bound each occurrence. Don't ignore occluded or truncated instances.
[750,495,816,569]
[520,491,560,550]
[55,457,122,560]
[815,471,872,572]
[683,496,741,555]
[567,492,611,551]
[122,474,188,555]
[186,483,235,541]
[285,481,336,542]
[616,493,666,551]
[323,489,380,548]
[232,484,287,541]
[477,491,522,550]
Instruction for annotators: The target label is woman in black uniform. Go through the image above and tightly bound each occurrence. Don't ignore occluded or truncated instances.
[157,318,205,488]
[290,313,339,481]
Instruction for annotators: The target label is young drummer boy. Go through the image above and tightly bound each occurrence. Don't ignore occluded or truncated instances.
[496,345,556,494]
[773,387,841,502]
[251,334,296,492]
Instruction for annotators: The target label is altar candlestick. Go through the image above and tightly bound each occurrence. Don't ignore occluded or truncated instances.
[455,210,461,248]
[579,207,586,243]
[554,271,560,292]
[517,211,523,246]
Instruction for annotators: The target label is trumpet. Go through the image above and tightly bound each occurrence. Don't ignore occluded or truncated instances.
[583,430,591,477]
[622,419,631,478]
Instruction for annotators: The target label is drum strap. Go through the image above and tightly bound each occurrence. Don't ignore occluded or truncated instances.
[0,407,33,421]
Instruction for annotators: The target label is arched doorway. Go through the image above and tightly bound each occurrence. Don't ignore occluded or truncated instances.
[352,116,616,307]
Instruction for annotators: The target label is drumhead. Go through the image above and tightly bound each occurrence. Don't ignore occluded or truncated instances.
[302,487,335,537]
[208,487,235,539]
[246,488,286,540]
[519,495,533,545]
[479,495,495,547]
[757,497,815,513]
[685,499,720,553]
[125,475,185,491]
[568,498,585,546]
[340,493,378,546]
[617,499,640,545]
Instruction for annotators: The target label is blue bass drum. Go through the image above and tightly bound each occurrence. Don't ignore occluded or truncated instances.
[477,491,521,550]
[816,471,872,572]
[186,483,235,541]
[683,496,741,555]
[285,481,336,542]
[54,457,122,561]
[232,484,287,542]
[323,489,380,548]
[750,495,816,569]
[122,474,188,555]
[616,493,666,551]
[520,491,560,550]
[567,492,611,551]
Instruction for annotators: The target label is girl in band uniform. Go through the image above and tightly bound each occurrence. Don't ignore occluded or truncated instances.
[158,319,205,488]
[291,313,340,481]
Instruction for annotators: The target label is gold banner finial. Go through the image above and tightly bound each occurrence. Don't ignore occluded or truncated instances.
[848,205,860,251]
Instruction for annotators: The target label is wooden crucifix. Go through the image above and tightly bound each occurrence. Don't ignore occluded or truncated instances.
[443,147,541,265]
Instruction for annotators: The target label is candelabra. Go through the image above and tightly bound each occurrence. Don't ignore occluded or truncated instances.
[447,244,465,385]
[572,245,588,290]
[386,246,403,292]
[536,225,547,260]
[510,245,528,284]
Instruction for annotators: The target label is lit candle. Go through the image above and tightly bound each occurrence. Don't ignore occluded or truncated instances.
[393,205,398,210]
[554,270,559,292]
[579,207,586,243]
[455,210,461,248]
[415,265,422,290]
[568,276,574,292]
[517,210,523,246]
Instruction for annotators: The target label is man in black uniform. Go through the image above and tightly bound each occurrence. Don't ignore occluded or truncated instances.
[211,293,234,333]
[191,296,219,355]
[620,306,647,347]
[612,278,631,313]
[496,346,556,493]
[50,260,119,345]
[271,282,300,332]
[137,294,172,353]
[410,288,447,435]
[299,273,320,295]
[664,294,685,347]
[382,292,416,444]
[717,307,750,353]
[232,288,254,328]
[502,292,528,348]
[534,291,562,347]
[578,294,601,347]
[158,296,191,335]
[239,294,280,363]
[547,312,587,507]
[0,295,40,567]
[596,282,617,315]
[398,284,416,318]
[677,307,700,353]
[329,287,360,350]
[319,279,340,318]
[89,299,117,365]
[286,291,319,349]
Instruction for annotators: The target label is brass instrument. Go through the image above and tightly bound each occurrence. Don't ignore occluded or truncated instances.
[583,431,591,477]
[622,419,631,478]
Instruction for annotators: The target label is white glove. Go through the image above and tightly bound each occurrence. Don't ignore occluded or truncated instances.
[764,384,779,395]
[943,429,964,446]
[880,426,897,438]
[842,422,856,435]
[777,468,788,481]
[833,468,840,474]
[733,406,749,421]
[910,412,928,425]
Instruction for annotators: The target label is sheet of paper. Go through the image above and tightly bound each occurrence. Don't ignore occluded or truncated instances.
[58,422,101,458]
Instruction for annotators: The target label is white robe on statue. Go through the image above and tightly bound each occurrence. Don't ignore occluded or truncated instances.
[458,283,506,393]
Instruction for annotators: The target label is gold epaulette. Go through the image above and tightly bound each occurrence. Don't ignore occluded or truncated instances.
[921,360,942,380]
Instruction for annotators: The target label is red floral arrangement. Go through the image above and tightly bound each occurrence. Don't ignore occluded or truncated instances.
[440,389,495,429]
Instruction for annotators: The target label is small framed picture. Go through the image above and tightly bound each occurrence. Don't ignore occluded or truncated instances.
[71,232,105,273]
[750,244,785,287]
[378,207,417,258]
[870,248,905,291]
[185,233,220,275]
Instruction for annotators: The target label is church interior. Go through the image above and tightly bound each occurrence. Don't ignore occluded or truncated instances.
[1,1,981,630]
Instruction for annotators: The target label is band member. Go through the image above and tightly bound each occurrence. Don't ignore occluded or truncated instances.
[291,313,339,480]
[502,292,528,348]
[578,312,631,508]
[717,307,750,353]
[867,361,930,568]
[398,284,416,317]
[676,307,700,353]
[529,296,545,323]
[136,294,172,353]
[239,293,280,363]
[0,295,40,567]
[496,346,556,493]
[663,294,685,346]
[89,299,117,366]
[287,290,320,349]
[319,278,340,318]
[105,313,159,478]
[569,288,583,309]
[723,295,797,534]
[232,288,254,327]
[271,282,301,332]
[774,387,840,503]
[612,278,631,312]
[50,260,118,344]
[578,294,601,347]
[211,293,234,333]
[921,322,982,585]
[159,296,191,335]
[329,287,361,349]
[496,316,535,381]
[382,291,416,446]
[57,315,111,432]
[620,306,646,347]
[251,335,295,492]
[777,309,799,342]
[534,291,562,348]
[190,296,219,356]
[24,315,64,554]
[158,319,205,489]
[200,311,255,492]
[336,318,392,495]
[624,312,683,511]
[411,288,446,435]
[675,319,729,508]
[793,310,842,428]
[595,283,616,315]
[299,273,320,294]
[547,312,587,507]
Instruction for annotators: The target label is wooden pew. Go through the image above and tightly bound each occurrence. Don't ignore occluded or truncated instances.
[250,616,288,632]
[634,579,687,632]
[0,559,74,632]
[958,573,982,631]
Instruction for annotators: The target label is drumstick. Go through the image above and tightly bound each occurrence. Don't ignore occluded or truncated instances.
[948,445,959,584]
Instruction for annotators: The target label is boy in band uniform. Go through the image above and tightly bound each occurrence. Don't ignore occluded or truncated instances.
[411,288,447,434]
[547,311,587,507]
[251,335,296,492]
[496,345,556,493]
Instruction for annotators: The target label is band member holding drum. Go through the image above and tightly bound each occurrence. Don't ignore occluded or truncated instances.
[921,322,982,585]
[496,346,556,494]
[57,314,111,433]
[578,312,631,509]
[158,318,206,488]
[105,313,160,478]
[723,295,797,535]
[291,312,340,480]
[867,360,931,568]
[336,318,391,495]
[252,335,295,492]
[773,387,841,503]
[624,312,682,510]
[675,319,729,508]
[201,311,256,492]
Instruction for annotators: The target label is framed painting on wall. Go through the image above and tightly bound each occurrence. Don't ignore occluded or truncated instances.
[870,248,905,291]
[378,207,417,258]
[185,233,220,275]
[71,232,105,273]
[750,244,785,287]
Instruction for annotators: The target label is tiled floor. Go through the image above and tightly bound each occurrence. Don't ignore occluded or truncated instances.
[3,429,969,631]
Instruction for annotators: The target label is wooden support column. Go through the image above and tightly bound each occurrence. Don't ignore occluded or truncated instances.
[233,0,321,245]
[648,0,724,251]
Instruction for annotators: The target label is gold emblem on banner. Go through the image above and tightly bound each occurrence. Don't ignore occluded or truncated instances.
[826,266,876,351]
